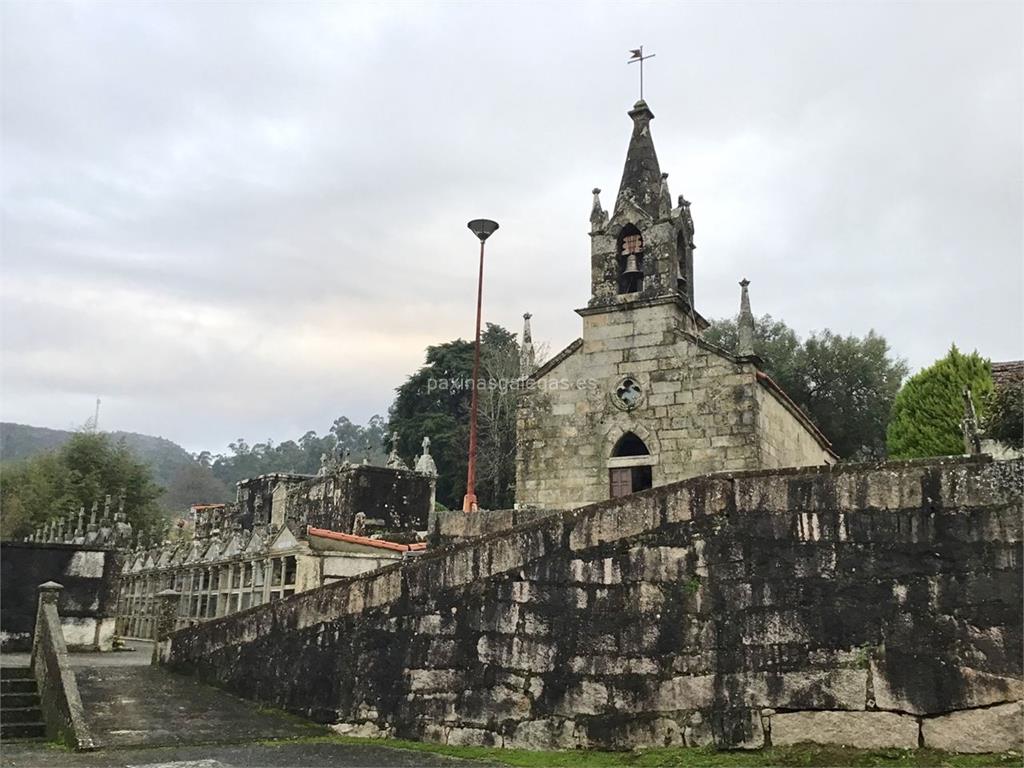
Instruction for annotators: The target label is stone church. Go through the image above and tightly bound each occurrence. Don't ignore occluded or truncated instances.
[516,99,836,509]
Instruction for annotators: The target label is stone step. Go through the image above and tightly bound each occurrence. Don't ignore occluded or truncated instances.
[0,667,33,681]
[0,679,36,695]
[2,706,44,724]
[0,721,47,740]
[0,693,39,709]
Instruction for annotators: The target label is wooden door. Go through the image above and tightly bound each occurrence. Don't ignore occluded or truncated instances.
[609,468,632,498]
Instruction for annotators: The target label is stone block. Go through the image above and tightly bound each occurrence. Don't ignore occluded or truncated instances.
[330,721,392,739]
[569,654,658,676]
[446,726,501,747]
[770,710,919,749]
[664,485,694,524]
[557,680,610,715]
[407,668,463,692]
[684,711,714,747]
[366,570,402,608]
[715,708,766,749]
[871,661,1024,715]
[507,718,583,750]
[441,548,476,590]
[570,557,621,585]
[921,701,1023,753]
[519,612,550,637]
[586,322,636,341]
[477,635,556,673]
[630,582,666,612]
[478,536,523,579]
[652,674,715,711]
[416,614,445,635]
[721,669,868,710]
[585,715,685,749]
[568,500,659,551]
[741,609,810,646]
[474,602,519,634]
[629,546,691,582]
[942,461,1023,509]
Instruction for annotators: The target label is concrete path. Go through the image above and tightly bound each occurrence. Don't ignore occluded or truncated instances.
[1,646,491,765]
[74,665,325,749]
[1,641,154,669]
[2,643,329,750]
[0,741,489,767]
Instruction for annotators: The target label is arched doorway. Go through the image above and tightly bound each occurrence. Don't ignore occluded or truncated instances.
[608,431,653,498]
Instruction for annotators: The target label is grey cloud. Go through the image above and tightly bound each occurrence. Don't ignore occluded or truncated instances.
[1,1,1020,452]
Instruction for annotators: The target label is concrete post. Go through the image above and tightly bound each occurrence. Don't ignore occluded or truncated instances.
[31,582,63,668]
[151,589,179,665]
[38,580,63,605]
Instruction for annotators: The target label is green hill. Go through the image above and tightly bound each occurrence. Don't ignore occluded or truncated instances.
[0,422,230,513]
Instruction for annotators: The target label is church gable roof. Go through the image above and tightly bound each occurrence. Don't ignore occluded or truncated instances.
[755,370,837,458]
[527,338,583,382]
[673,329,836,458]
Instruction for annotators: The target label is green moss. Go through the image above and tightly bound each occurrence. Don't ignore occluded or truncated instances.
[298,734,1021,768]
[852,644,876,669]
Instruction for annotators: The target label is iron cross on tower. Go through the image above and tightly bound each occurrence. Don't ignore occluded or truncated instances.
[628,46,655,100]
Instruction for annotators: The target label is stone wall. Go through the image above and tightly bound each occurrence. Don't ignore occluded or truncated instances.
[165,457,1022,753]
[31,584,96,750]
[236,473,310,529]
[284,465,432,535]
[1,542,120,651]
[517,305,834,510]
[233,465,433,537]
[517,318,755,509]
[431,508,557,546]
[754,379,834,469]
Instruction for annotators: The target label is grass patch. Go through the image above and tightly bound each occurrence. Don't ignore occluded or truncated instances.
[293,734,1020,767]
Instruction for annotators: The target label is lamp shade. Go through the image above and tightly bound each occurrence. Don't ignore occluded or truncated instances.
[467,219,499,242]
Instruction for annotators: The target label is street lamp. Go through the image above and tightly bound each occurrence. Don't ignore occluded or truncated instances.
[463,218,499,513]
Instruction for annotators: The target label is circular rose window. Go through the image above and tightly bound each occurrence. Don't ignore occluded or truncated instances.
[612,376,644,411]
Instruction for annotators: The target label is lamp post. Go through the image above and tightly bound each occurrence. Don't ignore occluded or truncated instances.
[463,218,499,513]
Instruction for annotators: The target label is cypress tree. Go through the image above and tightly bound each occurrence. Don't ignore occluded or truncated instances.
[886,345,993,459]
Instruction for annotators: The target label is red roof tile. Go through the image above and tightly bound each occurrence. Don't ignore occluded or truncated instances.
[306,526,426,553]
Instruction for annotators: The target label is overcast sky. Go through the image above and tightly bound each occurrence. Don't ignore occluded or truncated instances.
[2,1,1021,454]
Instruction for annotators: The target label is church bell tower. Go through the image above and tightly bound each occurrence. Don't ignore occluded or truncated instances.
[582,100,702,332]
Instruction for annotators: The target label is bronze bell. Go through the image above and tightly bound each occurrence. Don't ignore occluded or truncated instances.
[623,253,642,278]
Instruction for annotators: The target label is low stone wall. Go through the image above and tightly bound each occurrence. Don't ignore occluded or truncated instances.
[431,507,558,545]
[0,542,120,652]
[31,583,96,750]
[165,456,1023,752]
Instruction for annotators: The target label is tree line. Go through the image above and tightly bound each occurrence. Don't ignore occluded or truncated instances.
[2,314,1019,539]
[0,431,165,540]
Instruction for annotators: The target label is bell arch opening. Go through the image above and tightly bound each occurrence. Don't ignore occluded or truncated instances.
[676,230,689,297]
[617,225,644,295]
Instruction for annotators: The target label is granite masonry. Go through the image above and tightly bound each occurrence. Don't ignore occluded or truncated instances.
[164,456,1023,753]
[238,462,434,535]
[116,450,437,638]
[1,542,121,652]
[516,101,835,510]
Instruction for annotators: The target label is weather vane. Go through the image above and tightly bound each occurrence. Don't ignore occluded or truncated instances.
[628,46,655,100]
